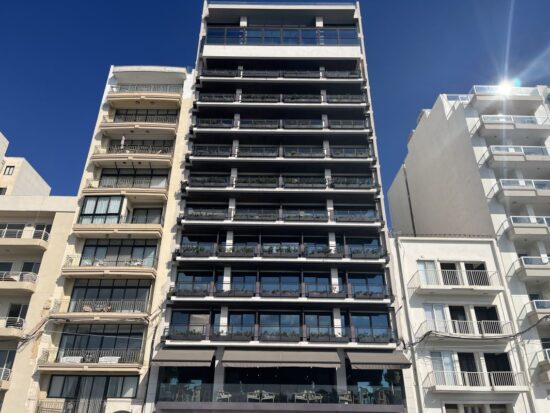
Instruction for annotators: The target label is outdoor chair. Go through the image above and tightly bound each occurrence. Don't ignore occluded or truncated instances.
[216,389,232,402]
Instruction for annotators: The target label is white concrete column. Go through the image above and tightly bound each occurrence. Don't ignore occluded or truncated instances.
[234,113,240,128]
[324,168,331,187]
[225,231,234,253]
[322,139,330,157]
[336,349,347,392]
[514,169,525,185]
[333,307,342,337]
[223,267,231,292]
[143,365,160,413]
[320,89,327,103]
[212,347,225,399]
[457,261,467,286]
[240,16,248,27]
[536,241,548,262]
[328,232,336,253]
[236,88,242,103]
[231,139,239,157]
[228,198,236,220]
[315,16,324,27]
[466,305,480,335]
[326,199,334,221]
[330,267,339,291]
[219,306,228,333]
[322,114,328,129]
[230,167,238,187]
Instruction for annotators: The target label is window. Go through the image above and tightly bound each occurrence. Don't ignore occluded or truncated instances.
[305,313,332,336]
[59,324,144,353]
[348,272,386,295]
[107,376,139,398]
[259,313,300,337]
[79,196,122,224]
[304,274,332,293]
[417,260,437,284]
[0,187,6,195]
[80,239,158,267]
[0,350,15,370]
[70,279,151,312]
[3,166,14,176]
[22,261,41,273]
[48,375,138,399]
[0,262,12,272]
[99,168,169,189]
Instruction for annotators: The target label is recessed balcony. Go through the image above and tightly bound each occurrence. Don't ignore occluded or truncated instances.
[107,84,183,108]
[415,319,512,342]
[197,92,367,108]
[0,368,10,391]
[424,371,528,393]
[470,85,543,112]
[72,214,164,239]
[0,271,38,293]
[90,144,174,168]
[50,298,149,321]
[487,145,550,169]
[506,216,550,240]
[100,111,178,134]
[37,348,143,373]
[478,115,550,139]
[407,269,503,295]
[495,179,550,204]
[515,256,550,281]
[0,226,49,252]
[0,317,25,339]
[61,254,157,279]
[83,177,168,202]
[198,68,363,84]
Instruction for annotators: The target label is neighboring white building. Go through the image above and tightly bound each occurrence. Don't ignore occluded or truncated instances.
[389,85,550,412]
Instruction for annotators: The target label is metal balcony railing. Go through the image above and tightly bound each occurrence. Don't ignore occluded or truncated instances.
[333,210,378,222]
[234,209,279,221]
[96,145,174,155]
[324,70,361,79]
[282,94,322,103]
[235,176,279,188]
[237,145,278,157]
[0,227,50,241]
[174,282,211,297]
[347,245,384,259]
[331,176,375,188]
[283,176,327,188]
[426,371,526,388]
[282,70,321,78]
[111,114,177,124]
[198,69,362,80]
[242,69,281,78]
[303,244,344,258]
[411,269,501,288]
[40,348,143,365]
[331,146,371,158]
[165,324,209,340]
[206,27,359,46]
[283,119,323,129]
[88,176,168,190]
[490,145,550,156]
[500,179,550,190]
[482,115,550,126]
[77,214,163,225]
[0,317,24,329]
[353,327,394,343]
[306,326,350,342]
[283,146,325,158]
[183,208,228,220]
[198,93,236,102]
[241,93,280,103]
[63,254,157,269]
[192,145,232,157]
[196,118,234,128]
[283,209,328,221]
[328,119,367,129]
[0,271,38,283]
[211,325,256,341]
[52,299,148,314]
[240,119,281,129]
[201,69,239,77]
[110,84,182,93]
[326,94,366,103]
[36,400,107,413]
[0,368,10,382]
[472,85,540,96]
[417,319,512,337]
[188,175,230,187]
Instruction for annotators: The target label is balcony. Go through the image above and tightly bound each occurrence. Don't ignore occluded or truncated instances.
[515,256,550,281]
[424,371,528,393]
[50,299,148,321]
[495,179,550,204]
[283,176,326,188]
[237,146,278,158]
[0,368,10,391]
[199,68,363,83]
[283,146,325,158]
[107,83,183,107]
[211,325,256,342]
[61,254,157,279]
[331,176,375,189]
[91,144,174,168]
[408,269,502,295]
[157,383,404,412]
[415,319,512,341]
[234,209,279,221]
[192,145,232,157]
[199,93,366,107]
[36,399,143,413]
[0,271,38,293]
[331,147,371,158]
[538,349,550,383]
[100,112,178,134]
[83,177,168,201]
[179,208,228,221]
[470,85,543,112]
[72,214,164,239]
[525,300,550,326]
[0,227,49,251]
[188,175,230,187]
[506,215,550,240]
[487,145,550,168]
[283,209,328,222]
[38,348,143,372]
[0,317,25,338]
[478,115,550,139]
[333,210,378,223]
[236,176,279,188]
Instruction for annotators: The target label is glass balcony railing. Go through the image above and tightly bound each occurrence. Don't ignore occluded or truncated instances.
[53,299,148,314]
[260,283,301,298]
[165,324,208,340]
[531,299,550,311]
[283,209,328,221]
[196,118,234,128]
[77,214,163,225]
[353,327,394,343]
[183,208,228,220]
[219,243,258,257]
[241,119,281,129]
[333,209,378,222]
[283,176,327,188]
[63,254,157,269]
[192,145,232,157]
[174,282,211,297]
[201,69,239,77]
[199,69,362,80]
[490,145,550,156]
[260,243,301,258]
[242,69,281,78]
[283,146,325,158]
[303,244,344,258]
[241,93,280,103]
[328,119,367,129]
[205,27,359,46]
[234,209,279,221]
[188,176,230,187]
[282,94,322,104]
[110,84,182,94]
[283,119,323,129]
[500,179,550,190]
[88,176,168,190]
[347,245,384,259]
[510,216,550,226]
[235,176,279,188]
[112,114,177,124]
[472,85,540,96]
[198,93,236,102]
[237,146,278,157]
[482,115,550,126]
[332,176,375,189]
[259,325,302,341]
[326,94,366,104]
[211,325,255,341]
[214,282,256,297]
[520,256,550,266]
[178,243,217,257]
[0,271,38,284]
[331,146,371,158]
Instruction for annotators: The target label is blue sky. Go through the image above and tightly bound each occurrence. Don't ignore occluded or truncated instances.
[1,0,550,197]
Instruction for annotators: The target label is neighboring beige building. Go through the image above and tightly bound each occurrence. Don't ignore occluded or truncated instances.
[24,65,191,413]
[389,85,550,413]
[0,135,76,412]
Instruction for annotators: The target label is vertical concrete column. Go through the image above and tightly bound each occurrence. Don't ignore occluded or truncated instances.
[322,114,328,129]
[336,349,348,392]
[323,139,330,157]
[234,113,240,128]
[223,267,231,292]
[230,167,238,187]
[457,261,467,286]
[143,365,160,413]
[219,306,229,333]
[326,199,334,222]
[330,267,339,291]
[320,89,327,103]
[236,88,242,103]
[466,305,480,335]
[477,353,489,386]
[333,307,342,336]
[120,197,129,220]
[212,347,226,399]
[237,65,244,77]
[315,16,324,27]
[225,231,234,253]
[231,139,239,157]
[240,16,248,27]
[536,241,548,262]
[514,169,525,184]
[328,232,336,253]
[228,198,236,220]
[324,168,331,188]
[524,204,537,223]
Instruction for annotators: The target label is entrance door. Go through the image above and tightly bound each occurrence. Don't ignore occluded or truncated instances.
[77,376,107,413]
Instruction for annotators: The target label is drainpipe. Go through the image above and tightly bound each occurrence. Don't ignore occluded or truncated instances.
[393,235,423,413]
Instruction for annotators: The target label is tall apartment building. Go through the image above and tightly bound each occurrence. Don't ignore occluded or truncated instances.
[147,2,413,412]
[389,85,550,412]
[0,133,76,412]
[30,66,191,413]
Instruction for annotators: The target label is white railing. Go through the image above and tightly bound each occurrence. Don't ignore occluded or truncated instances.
[0,227,49,241]
[40,348,143,365]
[510,216,550,226]
[53,299,148,314]
[417,319,511,337]
[86,176,168,190]
[499,179,550,190]
[482,115,550,126]
[63,254,157,269]
[0,368,10,381]
[94,145,174,155]
[0,271,38,283]
[0,317,24,329]
[410,269,500,289]
[36,400,105,413]
[110,84,182,94]
[427,371,526,388]
[472,85,540,97]
[490,145,550,156]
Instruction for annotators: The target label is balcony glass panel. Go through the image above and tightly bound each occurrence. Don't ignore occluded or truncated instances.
[283,146,325,158]
[283,209,327,221]
[237,145,278,157]
[236,176,278,188]
[215,274,256,297]
[334,209,377,222]
[169,313,210,340]
[260,275,300,297]
[351,314,392,343]
[80,239,157,267]
[283,176,326,188]
[175,272,213,296]
[332,176,374,188]
[185,207,228,220]
[199,93,235,102]
[348,274,387,298]
[189,175,229,187]
[283,119,323,129]
[260,242,300,257]
[192,145,232,157]
[240,119,280,129]
[259,313,301,341]
[112,109,178,124]
[196,118,234,128]
[234,208,278,221]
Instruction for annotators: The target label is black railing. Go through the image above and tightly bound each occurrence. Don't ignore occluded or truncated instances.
[196,118,234,128]
[283,94,322,103]
[199,93,236,102]
[328,119,367,129]
[188,176,230,187]
[237,146,278,157]
[235,176,279,188]
[234,209,279,221]
[331,176,375,189]
[327,94,366,103]
[331,147,371,158]
[283,146,325,158]
[192,145,232,157]
[241,94,280,103]
[240,119,281,129]
[283,119,323,129]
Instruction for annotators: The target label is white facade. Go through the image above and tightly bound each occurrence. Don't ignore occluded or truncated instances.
[389,85,550,412]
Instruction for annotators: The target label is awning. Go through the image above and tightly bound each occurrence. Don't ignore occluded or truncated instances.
[153,348,215,367]
[223,349,340,368]
[346,351,411,370]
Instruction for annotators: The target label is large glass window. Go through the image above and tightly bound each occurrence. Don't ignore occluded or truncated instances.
[348,273,386,295]
[69,279,151,312]
[99,168,169,189]
[350,313,391,340]
[176,271,213,294]
[59,324,144,352]
[0,350,15,371]
[259,313,300,337]
[79,196,122,224]
[80,239,157,267]
[48,375,138,399]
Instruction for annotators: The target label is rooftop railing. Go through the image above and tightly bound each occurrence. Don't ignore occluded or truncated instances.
[472,85,540,96]
[426,371,526,388]
[410,269,501,289]
[482,115,550,126]
[0,317,24,329]
[52,298,148,314]
[88,176,168,190]
[40,348,143,365]
[63,254,157,269]
[205,27,359,46]
[0,271,38,283]
[417,319,512,337]
[110,84,183,94]
[111,114,178,124]
[0,227,49,241]
[490,145,550,156]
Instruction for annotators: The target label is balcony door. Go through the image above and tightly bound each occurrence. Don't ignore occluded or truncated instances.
[449,306,470,334]
[440,263,460,285]
[424,304,447,332]
[484,353,512,386]
[76,376,107,413]
[457,353,482,386]
[430,351,456,385]
[417,260,436,284]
